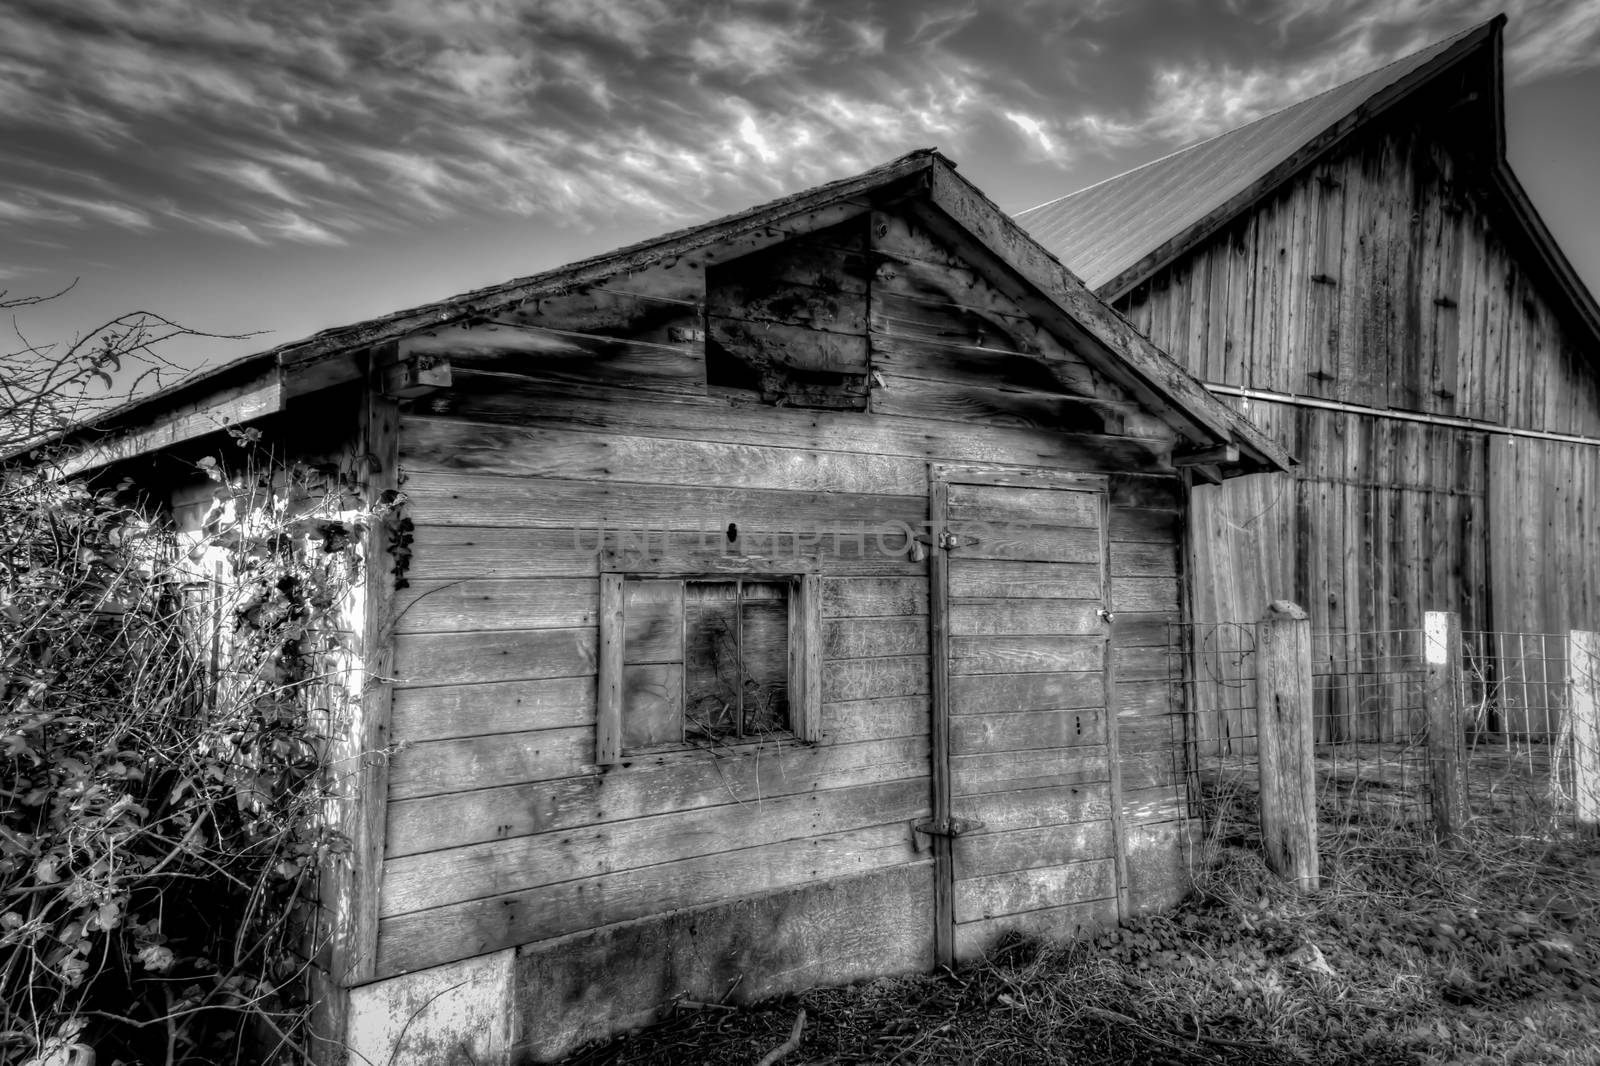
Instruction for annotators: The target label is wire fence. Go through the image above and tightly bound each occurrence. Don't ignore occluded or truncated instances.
[1174,617,1600,845]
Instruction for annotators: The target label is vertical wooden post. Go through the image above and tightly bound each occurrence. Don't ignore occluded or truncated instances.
[1424,611,1468,841]
[927,479,956,968]
[596,573,625,766]
[311,385,399,1064]
[1255,600,1318,892]
[1568,630,1600,829]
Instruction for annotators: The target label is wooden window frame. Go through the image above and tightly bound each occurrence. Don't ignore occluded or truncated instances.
[597,555,821,765]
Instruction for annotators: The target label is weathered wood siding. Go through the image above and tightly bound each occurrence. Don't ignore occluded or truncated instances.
[1118,118,1600,737]
[377,205,1197,1057]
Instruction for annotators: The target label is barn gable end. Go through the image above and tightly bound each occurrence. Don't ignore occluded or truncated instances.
[1019,16,1600,742]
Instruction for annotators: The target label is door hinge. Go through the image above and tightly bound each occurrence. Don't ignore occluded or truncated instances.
[914,529,981,551]
[913,816,986,840]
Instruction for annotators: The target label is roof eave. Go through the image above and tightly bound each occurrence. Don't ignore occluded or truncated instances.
[27,151,946,471]
[32,147,1294,480]
[922,161,1293,474]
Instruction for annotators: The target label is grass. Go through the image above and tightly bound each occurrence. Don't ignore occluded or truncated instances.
[558,791,1600,1066]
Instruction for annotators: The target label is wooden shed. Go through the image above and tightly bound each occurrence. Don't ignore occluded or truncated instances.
[1019,16,1600,738]
[54,151,1287,1063]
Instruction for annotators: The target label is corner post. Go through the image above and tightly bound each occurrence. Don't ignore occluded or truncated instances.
[1568,630,1600,830]
[310,376,400,1063]
[1255,600,1318,892]
[1424,611,1468,841]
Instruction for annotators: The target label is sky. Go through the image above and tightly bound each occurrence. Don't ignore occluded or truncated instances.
[3,0,1599,389]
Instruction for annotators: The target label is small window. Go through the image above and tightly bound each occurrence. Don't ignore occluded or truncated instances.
[597,570,820,763]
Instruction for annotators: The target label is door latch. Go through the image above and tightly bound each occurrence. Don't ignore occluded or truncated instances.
[1097,607,1116,624]
[914,530,982,551]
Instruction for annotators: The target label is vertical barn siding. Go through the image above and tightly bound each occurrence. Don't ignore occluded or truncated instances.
[1122,120,1600,707]
[373,202,1200,1056]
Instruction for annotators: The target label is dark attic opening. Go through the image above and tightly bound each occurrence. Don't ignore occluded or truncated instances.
[704,216,872,409]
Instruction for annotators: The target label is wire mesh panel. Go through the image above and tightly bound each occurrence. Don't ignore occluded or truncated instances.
[1175,619,1600,846]
[1169,622,1258,840]
[1311,628,1431,826]
[1460,630,1578,827]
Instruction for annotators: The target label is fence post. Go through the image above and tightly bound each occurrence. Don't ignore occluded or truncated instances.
[1569,630,1600,830]
[1424,611,1468,841]
[1256,600,1318,892]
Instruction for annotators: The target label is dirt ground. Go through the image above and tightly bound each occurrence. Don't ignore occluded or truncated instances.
[557,799,1600,1066]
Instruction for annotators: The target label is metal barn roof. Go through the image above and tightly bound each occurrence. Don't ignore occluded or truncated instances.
[1016,20,1497,295]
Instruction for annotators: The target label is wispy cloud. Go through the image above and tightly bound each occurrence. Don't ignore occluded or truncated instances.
[1,0,1597,260]
[1005,111,1069,161]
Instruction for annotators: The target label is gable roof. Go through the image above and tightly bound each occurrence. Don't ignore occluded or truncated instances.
[1018,17,1600,352]
[1018,19,1502,297]
[41,150,1290,478]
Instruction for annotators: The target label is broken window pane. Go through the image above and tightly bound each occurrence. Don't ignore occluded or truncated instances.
[683,580,790,743]
[740,582,790,735]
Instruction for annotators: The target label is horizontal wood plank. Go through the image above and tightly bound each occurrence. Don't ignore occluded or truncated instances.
[386,734,932,858]
[822,576,929,618]
[391,677,593,743]
[1109,541,1179,578]
[394,578,597,634]
[953,857,1116,923]
[951,745,1111,795]
[953,527,1101,564]
[439,373,1171,476]
[405,525,927,580]
[949,561,1102,600]
[949,670,1104,712]
[954,820,1115,881]
[949,600,1102,637]
[402,417,926,496]
[823,655,930,702]
[948,635,1102,674]
[955,783,1114,832]
[947,484,1101,528]
[389,727,593,800]
[393,628,597,688]
[407,324,704,396]
[954,897,1117,959]
[376,825,920,976]
[1108,506,1179,544]
[817,696,930,745]
[382,778,928,917]
[824,616,928,659]
[1112,576,1180,613]
[402,471,924,532]
[708,313,869,371]
[950,708,1107,754]
[870,374,1141,436]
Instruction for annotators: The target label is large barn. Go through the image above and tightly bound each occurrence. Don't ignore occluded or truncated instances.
[48,151,1285,1063]
[1019,15,1600,740]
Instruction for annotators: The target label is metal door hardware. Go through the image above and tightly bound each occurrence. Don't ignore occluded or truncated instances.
[914,530,982,550]
[913,816,985,838]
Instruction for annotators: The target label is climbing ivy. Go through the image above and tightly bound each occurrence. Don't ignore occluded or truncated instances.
[0,432,393,1065]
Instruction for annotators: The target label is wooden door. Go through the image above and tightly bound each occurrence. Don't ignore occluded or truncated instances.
[928,469,1126,963]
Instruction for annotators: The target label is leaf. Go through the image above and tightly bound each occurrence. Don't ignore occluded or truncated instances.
[136,944,174,973]
[88,900,121,932]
